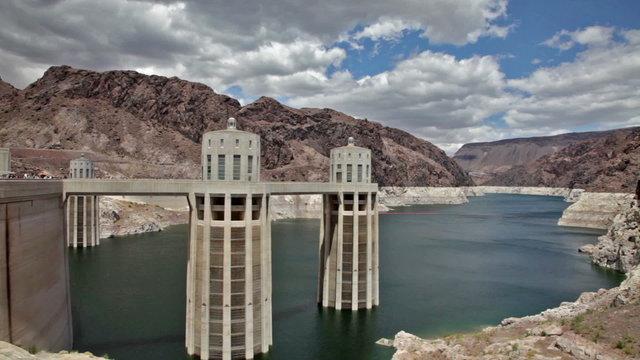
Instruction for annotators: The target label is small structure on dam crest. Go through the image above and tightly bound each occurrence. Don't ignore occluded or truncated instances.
[66,154,100,247]
[0,148,10,178]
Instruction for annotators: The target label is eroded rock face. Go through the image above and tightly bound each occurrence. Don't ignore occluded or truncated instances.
[453,129,630,185]
[0,66,473,187]
[559,193,635,229]
[99,196,188,238]
[580,201,640,273]
[379,186,468,206]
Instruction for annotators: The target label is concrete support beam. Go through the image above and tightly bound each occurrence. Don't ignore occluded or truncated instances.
[66,195,99,248]
[319,191,379,310]
[187,190,272,360]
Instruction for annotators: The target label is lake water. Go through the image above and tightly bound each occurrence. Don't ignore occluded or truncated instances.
[68,194,623,360]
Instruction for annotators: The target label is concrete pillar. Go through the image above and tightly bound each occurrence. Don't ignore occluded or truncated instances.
[186,191,271,360]
[319,191,379,310]
[65,195,99,247]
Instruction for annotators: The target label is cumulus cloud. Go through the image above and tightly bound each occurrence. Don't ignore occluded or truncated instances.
[542,26,615,50]
[353,18,421,42]
[0,0,511,88]
[288,51,514,133]
[507,27,640,130]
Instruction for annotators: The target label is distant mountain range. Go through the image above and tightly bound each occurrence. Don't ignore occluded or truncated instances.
[453,129,637,185]
[0,66,473,187]
[484,127,640,192]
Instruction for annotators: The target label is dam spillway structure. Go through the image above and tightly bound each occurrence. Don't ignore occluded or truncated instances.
[319,137,379,310]
[186,117,272,360]
[66,154,100,247]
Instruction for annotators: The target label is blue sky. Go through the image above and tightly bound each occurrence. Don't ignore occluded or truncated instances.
[0,0,638,153]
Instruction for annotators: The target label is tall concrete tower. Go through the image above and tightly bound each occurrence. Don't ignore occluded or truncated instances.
[319,137,379,309]
[187,118,272,360]
[66,154,100,247]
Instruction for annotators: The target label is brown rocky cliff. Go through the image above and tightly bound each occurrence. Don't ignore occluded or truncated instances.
[485,128,640,193]
[0,66,472,186]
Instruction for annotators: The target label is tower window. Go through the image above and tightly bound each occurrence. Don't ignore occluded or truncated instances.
[357,164,362,182]
[249,140,252,149]
[235,139,239,148]
[207,154,212,180]
[248,155,253,174]
[220,138,224,148]
[233,155,241,180]
[346,164,352,182]
[218,155,225,180]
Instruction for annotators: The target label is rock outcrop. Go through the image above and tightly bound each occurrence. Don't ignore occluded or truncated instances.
[379,187,468,207]
[99,196,188,238]
[558,193,635,229]
[462,186,580,199]
[580,201,640,272]
[269,195,323,220]
[0,341,106,360]
[0,66,472,187]
[485,128,640,193]
[453,129,627,184]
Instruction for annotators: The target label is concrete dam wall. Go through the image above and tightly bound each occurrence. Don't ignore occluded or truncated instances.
[0,181,72,352]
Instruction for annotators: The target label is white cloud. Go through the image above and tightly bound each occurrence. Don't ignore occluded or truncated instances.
[288,50,514,133]
[353,18,420,42]
[507,27,640,130]
[542,26,615,50]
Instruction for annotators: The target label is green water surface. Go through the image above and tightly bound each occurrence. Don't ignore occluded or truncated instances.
[68,194,623,360]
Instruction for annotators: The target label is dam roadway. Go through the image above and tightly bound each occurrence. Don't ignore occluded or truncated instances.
[0,179,378,358]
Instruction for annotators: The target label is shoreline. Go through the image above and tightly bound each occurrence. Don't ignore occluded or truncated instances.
[103,186,635,237]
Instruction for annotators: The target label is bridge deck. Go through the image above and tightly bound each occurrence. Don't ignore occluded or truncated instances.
[62,179,378,196]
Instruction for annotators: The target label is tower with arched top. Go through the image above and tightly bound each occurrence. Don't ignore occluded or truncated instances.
[319,137,379,310]
[187,118,272,360]
[201,118,261,182]
[66,154,100,247]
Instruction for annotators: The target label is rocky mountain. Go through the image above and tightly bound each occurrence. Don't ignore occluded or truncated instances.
[0,66,472,186]
[453,129,631,184]
[485,128,640,192]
